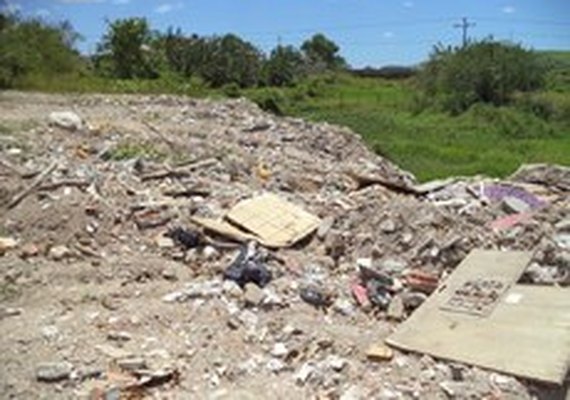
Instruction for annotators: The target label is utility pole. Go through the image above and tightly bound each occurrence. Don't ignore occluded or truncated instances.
[454,17,475,47]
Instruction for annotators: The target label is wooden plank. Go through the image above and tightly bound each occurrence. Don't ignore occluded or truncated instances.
[386,250,570,384]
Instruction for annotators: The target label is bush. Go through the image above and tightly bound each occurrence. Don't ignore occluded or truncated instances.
[249,88,287,115]
[514,92,570,125]
[418,39,546,114]
[222,82,241,98]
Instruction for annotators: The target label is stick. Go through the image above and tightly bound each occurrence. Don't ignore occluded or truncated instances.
[7,162,58,209]
[140,158,218,182]
[38,179,91,191]
[0,157,38,178]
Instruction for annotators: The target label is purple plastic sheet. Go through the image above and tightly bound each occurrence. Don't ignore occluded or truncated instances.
[483,184,546,209]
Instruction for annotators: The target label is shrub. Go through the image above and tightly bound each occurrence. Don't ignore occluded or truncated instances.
[418,39,546,114]
[249,88,287,115]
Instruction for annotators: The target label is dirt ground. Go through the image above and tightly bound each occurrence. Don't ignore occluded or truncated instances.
[0,91,568,399]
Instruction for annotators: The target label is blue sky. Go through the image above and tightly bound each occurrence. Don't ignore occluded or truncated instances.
[4,0,570,67]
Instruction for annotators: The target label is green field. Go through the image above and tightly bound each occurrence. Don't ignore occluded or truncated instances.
[246,56,570,181]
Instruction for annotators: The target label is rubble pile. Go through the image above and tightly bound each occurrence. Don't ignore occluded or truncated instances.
[0,92,568,399]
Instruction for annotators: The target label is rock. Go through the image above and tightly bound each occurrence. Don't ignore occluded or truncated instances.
[501,196,530,214]
[270,342,288,358]
[49,245,72,261]
[36,361,73,382]
[380,219,397,233]
[40,325,60,341]
[202,245,220,260]
[377,388,401,400]
[340,385,364,400]
[266,358,287,374]
[387,294,405,321]
[107,331,132,342]
[555,218,570,232]
[243,283,264,306]
[0,237,18,255]
[222,280,244,299]
[0,307,22,320]
[19,243,39,259]
[317,216,335,239]
[261,287,283,308]
[366,344,394,362]
[401,291,427,310]
[155,236,174,249]
[332,297,355,316]
[439,381,469,398]
[294,362,316,385]
[324,355,347,372]
[117,357,147,371]
[381,259,407,275]
[49,111,83,130]
[554,234,570,250]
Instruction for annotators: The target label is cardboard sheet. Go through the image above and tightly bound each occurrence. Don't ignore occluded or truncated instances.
[386,249,570,384]
[192,193,321,248]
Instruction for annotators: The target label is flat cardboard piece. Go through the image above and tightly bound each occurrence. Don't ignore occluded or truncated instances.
[387,249,570,384]
[192,194,321,248]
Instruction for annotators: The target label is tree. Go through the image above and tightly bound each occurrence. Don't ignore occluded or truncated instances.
[200,34,262,88]
[301,33,346,72]
[161,28,209,78]
[96,18,158,79]
[0,14,82,88]
[262,45,304,87]
[418,39,546,113]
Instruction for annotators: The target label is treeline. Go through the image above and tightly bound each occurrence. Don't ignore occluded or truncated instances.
[0,15,347,89]
[0,13,557,117]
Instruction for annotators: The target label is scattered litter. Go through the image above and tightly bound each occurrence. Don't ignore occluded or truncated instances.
[224,243,272,288]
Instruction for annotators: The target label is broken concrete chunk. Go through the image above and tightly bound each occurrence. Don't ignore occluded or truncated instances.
[501,196,531,214]
[366,344,394,362]
[317,216,335,240]
[36,361,73,382]
[555,218,570,233]
[387,294,405,321]
[0,237,18,255]
[49,111,83,131]
[48,245,72,261]
[243,282,264,306]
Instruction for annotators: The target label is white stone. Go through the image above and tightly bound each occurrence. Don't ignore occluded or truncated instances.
[294,362,316,385]
[266,358,286,373]
[270,342,288,358]
[49,111,83,131]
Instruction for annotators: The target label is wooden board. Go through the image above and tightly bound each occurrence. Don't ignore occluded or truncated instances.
[387,250,570,384]
[226,193,321,248]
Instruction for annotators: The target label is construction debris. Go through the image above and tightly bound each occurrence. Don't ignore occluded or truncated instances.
[0,92,568,399]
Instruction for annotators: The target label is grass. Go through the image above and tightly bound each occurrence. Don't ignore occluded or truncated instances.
[245,74,570,181]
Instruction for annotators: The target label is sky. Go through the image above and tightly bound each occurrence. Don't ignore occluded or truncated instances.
[3,0,570,67]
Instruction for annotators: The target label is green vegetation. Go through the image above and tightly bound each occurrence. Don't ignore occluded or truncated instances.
[417,40,545,114]
[0,12,568,181]
[103,141,164,161]
[251,74,569,181]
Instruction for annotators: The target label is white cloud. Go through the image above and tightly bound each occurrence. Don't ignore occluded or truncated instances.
[383,31,394,39]
[403,1,414,8]
[155,2,183,14]
[502,5,516,14]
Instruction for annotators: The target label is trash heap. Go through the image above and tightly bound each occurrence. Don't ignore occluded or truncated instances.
[0,92,568,399]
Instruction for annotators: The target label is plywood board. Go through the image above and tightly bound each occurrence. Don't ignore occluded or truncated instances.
[387,250,570,384]
[226,193,321,248]
[190,216,257,243]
